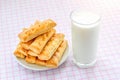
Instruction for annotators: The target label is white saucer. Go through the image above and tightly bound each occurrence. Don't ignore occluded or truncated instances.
[14,45,69,71]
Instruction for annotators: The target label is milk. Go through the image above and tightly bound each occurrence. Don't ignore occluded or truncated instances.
[70,10,100,68]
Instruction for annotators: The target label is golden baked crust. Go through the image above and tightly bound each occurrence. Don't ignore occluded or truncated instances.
[14,52,25,59]
[35,40,67,68]
[46,40,67,67]
[20,39,34,50]
[14,19,68,68]
[14,40,67,68]
[38,33,64,60]
[22,20,40,31]
[29,29,56,55]
[25,55,36,64]
[27,50,38,57]
[18,19,56,42]
[14,43,28,56]
[35,58,46,66]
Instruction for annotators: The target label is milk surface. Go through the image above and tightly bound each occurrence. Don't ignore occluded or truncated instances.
[71,11,100,68]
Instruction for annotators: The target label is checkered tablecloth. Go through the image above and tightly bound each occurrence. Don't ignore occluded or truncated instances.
[0,0,120,80]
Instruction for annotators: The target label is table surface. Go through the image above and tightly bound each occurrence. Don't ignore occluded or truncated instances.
[0,0,120,80]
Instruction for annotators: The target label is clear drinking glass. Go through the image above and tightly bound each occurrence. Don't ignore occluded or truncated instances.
[70,10,101,68]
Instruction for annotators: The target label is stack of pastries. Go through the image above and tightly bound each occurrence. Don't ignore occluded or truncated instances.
[14,19,68,68]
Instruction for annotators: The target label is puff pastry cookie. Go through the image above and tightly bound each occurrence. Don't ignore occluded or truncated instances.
[28,29,56,56]
[36,40,67,67]
[38,33,64,60]
[18,19,56,42]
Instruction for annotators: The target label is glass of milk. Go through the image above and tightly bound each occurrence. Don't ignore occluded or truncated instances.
[70,10,101,68]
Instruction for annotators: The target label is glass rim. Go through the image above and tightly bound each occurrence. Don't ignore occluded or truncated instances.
[70,9,101,25]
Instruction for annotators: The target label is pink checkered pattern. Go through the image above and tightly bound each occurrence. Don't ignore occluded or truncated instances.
[0,0,120,80]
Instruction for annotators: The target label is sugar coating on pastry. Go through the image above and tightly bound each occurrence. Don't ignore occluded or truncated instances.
[18,19,56,42]
[38,33,64,60]
[29,29,56,55]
